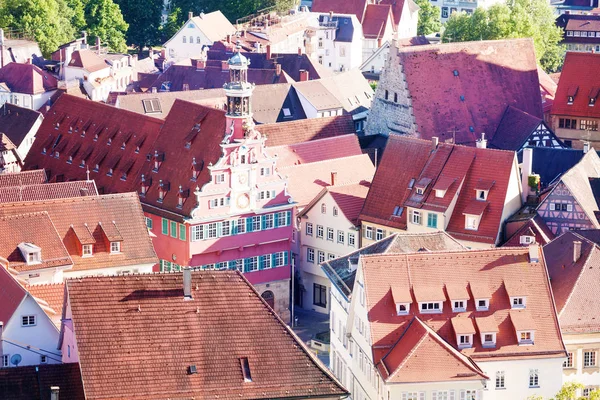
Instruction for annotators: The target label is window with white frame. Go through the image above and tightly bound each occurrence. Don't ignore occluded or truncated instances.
[337,230,344,244]
[476,298,489,311]
[465,215,479,230]
[333,206,338,217]
[453,300,466,312]
[237,219,246,234]
[458,334,472,348]
[327,228,334,241]
[402,392,424,400]
[82,244,93,257]
[529,369,539,388]
[365,226,373,239]
[519,331,534,344]
[432,391,452,400]
[420,302,442,313]
[477,190,488,200]
[495,371,505,389]
[246,257,258,272]
[40,355,47,364]
[21,315,36,326]
[215,173,225,184]
[307,248,315,263]
[191,225,203,241]
[564,352,574,368]
[520,235,535,245]
[210,197,230,208]
[328,253,335,260]
[584,351,597,367]
[207,222,217,239]
[348,233,356,247]
[277,212,287,226]
[461,390,477,400]
[2,354,8,367]
[252,216,261,231]
[260,167,271,176]
[274,252,285,267]
[264,214,274,229]
[306,222,313,236]
[222,221,231,236]
[317,225,324,238]
[411,210,422,225]
[110,241,121,253]
[396,303,409,315]
[318,250,325,263]
[482,333,496,347]
[375,228,384,241]
[511,297,525,308]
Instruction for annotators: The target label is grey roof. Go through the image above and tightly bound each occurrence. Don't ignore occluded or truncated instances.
[518,147,594,188]
[318,15,355,43]
[322,231,465,299]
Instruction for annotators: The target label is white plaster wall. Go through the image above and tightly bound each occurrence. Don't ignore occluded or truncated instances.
[60,299,79,363]
[295,89,319,118]
[397,1,419,39]
[2,295,61,367]
[0,92,54,111]
[64,262,156,279]
[165,22,211,61]
[478,357,564,400]
[498,157,524,244]
[16,114,43,159]
[562,333,600,393]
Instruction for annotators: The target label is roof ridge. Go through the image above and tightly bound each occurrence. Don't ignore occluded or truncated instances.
[278,153,368,170]
[361,246,529,259]
[0,191,137,207]
[0,211,50,220]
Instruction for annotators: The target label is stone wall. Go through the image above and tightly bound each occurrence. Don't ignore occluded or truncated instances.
[254,278,290,323]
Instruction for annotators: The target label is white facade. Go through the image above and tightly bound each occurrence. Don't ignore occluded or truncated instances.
[294,88,344,118]
[299,191,360,314]
[562,333,600,397]
[360,41,390,77]
[308,13,364,72]
[437,0,503,22]
[0,88,55,111]
[1,294,61,368]
[20,262,156,285]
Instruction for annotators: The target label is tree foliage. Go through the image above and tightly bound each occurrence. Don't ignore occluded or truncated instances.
[84,0,128,53]
[415,0,442,35]
[114,0,163,51]
[169,0,295,25]
[442,0,565,72]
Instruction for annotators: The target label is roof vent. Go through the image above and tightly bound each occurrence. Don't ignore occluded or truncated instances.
[460,95,465,102]
[453,70,459,77]
[188,365,197,374]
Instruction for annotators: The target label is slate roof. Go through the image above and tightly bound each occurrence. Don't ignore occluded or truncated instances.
[0,193,157,273]
[267,134,362,168]
[318,15,355,42]
[360,136,516,244]
[0,62,58,94]
[490,106,562,151]
[0,363,84,400]
[544,231,600,333]
[279,153,375,208]
[260,114,356,146]
[322,231,464,298]
[362,248,565,368]
[65,271,348,400]
[0,169,46,187]
[551,52,600,119]
[395,39,543,145]
[26,282,65,328]
[0,103,41,148]
[519,147,589,188]
[0,180,98,203]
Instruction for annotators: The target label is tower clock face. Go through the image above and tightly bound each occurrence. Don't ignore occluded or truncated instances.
[237,193,250,209]
[238,174,247,184]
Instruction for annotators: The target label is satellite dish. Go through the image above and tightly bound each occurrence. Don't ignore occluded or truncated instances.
[10,354,22,366]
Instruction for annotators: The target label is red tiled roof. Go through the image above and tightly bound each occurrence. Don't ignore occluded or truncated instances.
[0,180,98,203]
[451,315,477,334]
[360,136,516,244]
[66,271,348,400]
[280,154,375,208]
[361,248,565,365]
[538,67,557,114]
[0,62,58,94]
[0,265,27,326]
[26,282,65,328]
[260,115,356,146]
[0,103,41,148]
[566,17,600,31]
[362,4,394,39]
[395,39,543,145]
[68,50,108,72]
[328,182,371,225]
[475,315,498,333]
[0,212,72,272]
[267,134,362,168]
[379,317,486,383]
[503,214,555,247]
[0,169,46,187]
[0,193,157,273]
[311,0,369,23]
[551,52,600,119]
[0,363,84,400]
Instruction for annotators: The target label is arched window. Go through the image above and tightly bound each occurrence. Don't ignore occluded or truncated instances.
[261,290,275,309]
[321,203,326,214]
[333,206,338,217]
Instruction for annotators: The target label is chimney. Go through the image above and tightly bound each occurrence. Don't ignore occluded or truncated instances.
[521,147,533,204]
[299,69,309,81]
[528,244,540,263]
[196,59,206,70]
[331,171,337,186]
[183,268,192,300]
[298,47,303,57]
[584,141,591,154]
[81,30,87,45]
[275,63,281,75]
[329,11,333,19]
[573,241,582,263]
[266,44,272,60]
[50,387,60,400]
[221,60,229,71]
[226,34,231,44]
[476,132,487,149]
[431,136,439,150]
[151,87,157,93]
[188,11,193,20]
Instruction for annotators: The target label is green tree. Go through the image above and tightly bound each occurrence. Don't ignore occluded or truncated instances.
[415,0,441,35]
[160,6,182,43]
[0,0,76,56]
[553,381,583,400]
[66,0,88,32]
[170,0,295,26]
[442,0,565,72]
[84,0,128,52]
[114,0,163,52]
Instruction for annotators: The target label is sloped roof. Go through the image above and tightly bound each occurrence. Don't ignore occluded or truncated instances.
[0,193,158,273]
[322,231,464,298]
[0,103,42,148]
[0,62,58,95]
[279,154,375,208]
[552,52,600,119]
[362,248,565,366]
[67,50,108,72]
[379,317,486,383]
[329,182,372,225]
[395,39,542,145]
[260,114,356,146]
[0,363,84,400]
[312,0,369,22]
[0,180,98,203]
[267,134,362,168]
[503,214,555,247]
[490,106,546,151]
[520,147,590,188]
[360,136,516,244]
[25,282,65,328]
[544,231,600,333]
[190,11,236,43]
[0,265,27,326]
[538,66,557,114]
[66,271,348,400]
[0,169,46,187]
[362,4,394,39]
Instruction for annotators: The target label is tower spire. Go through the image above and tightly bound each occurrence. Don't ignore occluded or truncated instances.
[223,41,254,140]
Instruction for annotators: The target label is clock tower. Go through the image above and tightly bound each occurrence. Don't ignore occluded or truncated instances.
[223,44,254,141]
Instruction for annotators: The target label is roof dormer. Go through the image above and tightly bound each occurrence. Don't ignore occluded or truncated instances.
[469,282,491,311]
[432,176,455,199]
[451,316,476,349]
[510,310,535,345]
[152,150,164,172]
[463,200,488,231]
[567,86,578,105]
[158,180,170,203]
[414,177,432,195]
[177,186,190,209]
[504,280,527,309]
[446,283,469,313]
[475,316,498,348]
[474,179,494,201]
[414,285,444,314]
[18,242,41,265]
[589,87,599,106]
[391,285,411,316]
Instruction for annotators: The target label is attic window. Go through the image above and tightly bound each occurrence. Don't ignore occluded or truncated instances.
[240,357,252,383]
[568,96,574,105]
[396,303,410,315]
[18,243,41,265]
[453,70,459,77]
[392,206,404,216]
[452,300,466,312]
[590,97,596,106]
[465,215,480,230]
[458,334,472,348]
[520,235,535,245]
[282,108,292,117]
[110,242,121,253]
[519,330,534,345]
[476,298,489,311]
[477,190,488,200]
[511,297,526,309]
[416,187,424,195]
[142,99,161,114]
[435,189,446,198]
[82,244,93,257]
[420,301,442,314]
[482,332,496,348]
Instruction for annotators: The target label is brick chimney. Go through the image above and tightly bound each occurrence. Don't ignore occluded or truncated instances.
[299,69,309,81]
[573,241,582,263]
[266,44,272,60]
[331,171,337,186]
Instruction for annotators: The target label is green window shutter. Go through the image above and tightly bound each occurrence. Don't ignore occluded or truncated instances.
[179,224,186,241]
[246,217,253,232]
[286,211,291,226]
[261,215,266,230]
[284,251,289,265]
[170,221,177,238]
[271,253,276,267]
[162,218,168,235]
[274,213,279,228]
[259,255,265,270]
[228,260,236,270]
[232,220,238,235]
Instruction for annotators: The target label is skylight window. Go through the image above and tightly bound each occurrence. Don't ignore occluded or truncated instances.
[240,357,252,382]
[408,178,415,189]
[282,108,291,117]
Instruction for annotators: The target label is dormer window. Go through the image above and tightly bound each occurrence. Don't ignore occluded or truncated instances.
[414,178,431,195]
[80,159,86,168]
[18,243,41,265]
[483,333,496,347]
[477,190,488,200]
[567,86,578,105]
[475,315,498,348]
[54,151,60,158]
[416,187,424,195]
[110,242,121,253]
[520,235,535,245]
[520,331,533,343]
[452,300,466,312]
[476,298,489,311]
[107,168,113,177]
[240,357,252,383]
[215,173,225,184]
[392,286,411,316]
[465,215,479,230]
[511,297,526,309]
[82,244,93,257]
[568,96,574,105]
[458,334,472,348]
[396,303,410,316]
[420,301,442,313]
[408,178,415,189]
[590,97,596,106]
[392,205,403,216]
[152,151,164,172]
[451,316,476,349]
